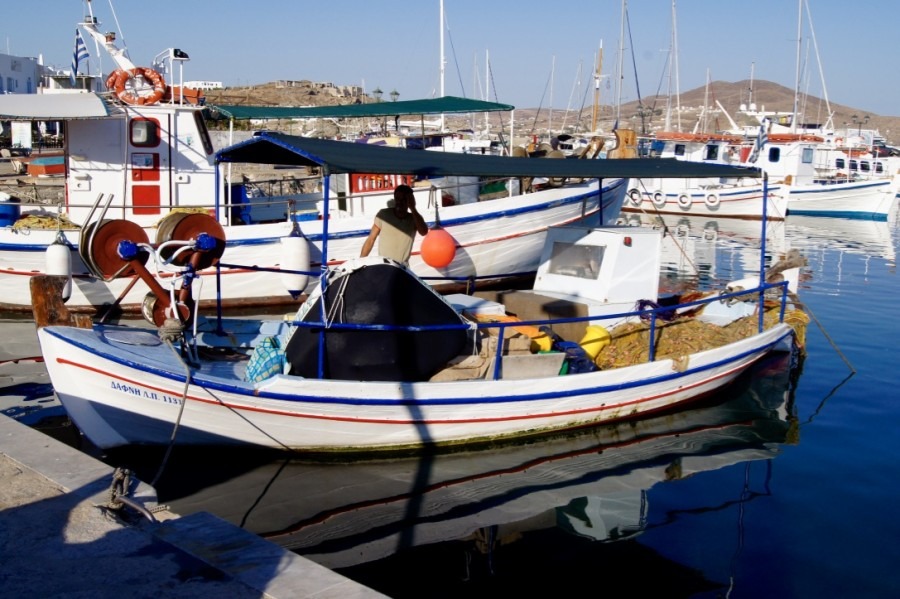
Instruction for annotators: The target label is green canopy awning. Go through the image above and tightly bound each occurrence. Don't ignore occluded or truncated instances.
[206,96,514,121]
[216,132,763,180]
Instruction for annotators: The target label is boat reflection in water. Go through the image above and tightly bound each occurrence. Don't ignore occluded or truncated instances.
[785,214,897,265]
[619,212,790,289]
[116,349,802,595]
[621,209,897,286]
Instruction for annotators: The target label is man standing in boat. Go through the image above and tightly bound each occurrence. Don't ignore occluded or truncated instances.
[360,184,428,264]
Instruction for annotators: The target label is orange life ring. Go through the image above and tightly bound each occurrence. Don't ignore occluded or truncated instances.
[105,67,167,106]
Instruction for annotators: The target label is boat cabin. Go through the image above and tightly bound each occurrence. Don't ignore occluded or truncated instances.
[477,226,663,341]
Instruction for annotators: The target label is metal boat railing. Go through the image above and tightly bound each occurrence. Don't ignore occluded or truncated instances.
[281,280,793,381]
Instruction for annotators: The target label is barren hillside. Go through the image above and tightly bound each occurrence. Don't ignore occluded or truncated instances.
[204,80,900,146]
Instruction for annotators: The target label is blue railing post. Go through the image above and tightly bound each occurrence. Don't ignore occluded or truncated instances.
[758,172,769,333]
[491,323,507,380]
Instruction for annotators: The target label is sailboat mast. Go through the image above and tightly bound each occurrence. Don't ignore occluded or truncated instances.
[440,0,446,131]
[549,55,555,136]
[615,0,626,124]
[792,0,802,133]
[485,49,490,132]
[748,61,755,108]
[591,42,602,133]
[671,0,681,131]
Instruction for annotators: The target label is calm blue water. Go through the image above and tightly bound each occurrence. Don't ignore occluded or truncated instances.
[42,209,900,598]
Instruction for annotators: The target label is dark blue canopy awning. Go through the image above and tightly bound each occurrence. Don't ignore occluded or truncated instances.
[208,96,514,120]
[216,131,763,179]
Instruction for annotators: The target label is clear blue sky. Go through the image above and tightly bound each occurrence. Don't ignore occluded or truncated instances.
[5,0,898,117]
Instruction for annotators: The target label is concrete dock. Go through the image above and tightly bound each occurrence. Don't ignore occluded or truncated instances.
[0,320,386,598]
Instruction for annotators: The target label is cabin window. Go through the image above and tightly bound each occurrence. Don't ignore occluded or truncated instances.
[835,158,846,169]
[875,162,884,174]
[860,161,871,173]
[674,144,686,157]
[193,111,214,156]
[547,242,605,280]
[767,147,780,162]
[130,118,160,147]
[801,147,814,163]
[704,144,719,160]
[849,160,858,172]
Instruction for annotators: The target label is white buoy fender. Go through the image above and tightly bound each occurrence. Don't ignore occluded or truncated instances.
[45,240,73,301]
[280,233,310,298]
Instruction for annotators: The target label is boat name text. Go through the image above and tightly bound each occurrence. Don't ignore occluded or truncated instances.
[110,381,182,404]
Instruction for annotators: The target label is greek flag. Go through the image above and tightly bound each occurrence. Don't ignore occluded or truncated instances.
[749,118,769,163]
[70,29,89,87]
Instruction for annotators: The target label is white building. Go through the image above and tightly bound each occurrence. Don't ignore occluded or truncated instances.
[185,80,223,90]
[0,53,41,94]
[0,51,103,94]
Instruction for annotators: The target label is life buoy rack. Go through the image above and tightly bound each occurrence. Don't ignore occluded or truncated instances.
[704,193,720,209]
[677,194,692,209]
[651,190,666,208]
[628,188,642,205]
[105,67,167,106]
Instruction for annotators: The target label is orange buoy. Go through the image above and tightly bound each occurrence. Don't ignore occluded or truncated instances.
[421,227,456,268]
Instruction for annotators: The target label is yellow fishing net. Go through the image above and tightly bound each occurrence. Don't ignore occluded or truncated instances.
[11,213,80,231]
[594,304,810,370]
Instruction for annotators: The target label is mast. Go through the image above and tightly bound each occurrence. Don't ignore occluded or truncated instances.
[439,0,446,131]
[614,0,627,124]
[671,0,681,131]
[663,2,674,131]
[591,41,602,133]
[748,62,755,109]
[484,50,490,133]
[549,55,555,136]
[791,0,802,133]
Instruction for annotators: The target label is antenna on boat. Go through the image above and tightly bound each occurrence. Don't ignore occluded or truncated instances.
[81,0,135,72]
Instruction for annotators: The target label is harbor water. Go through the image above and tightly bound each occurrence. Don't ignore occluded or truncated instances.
[4,209,899,598]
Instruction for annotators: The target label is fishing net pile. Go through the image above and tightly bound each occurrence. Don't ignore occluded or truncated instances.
[12,213,80,231]
[594,304,809,370]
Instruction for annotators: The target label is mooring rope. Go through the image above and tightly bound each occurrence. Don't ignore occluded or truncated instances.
[149,326,193,489]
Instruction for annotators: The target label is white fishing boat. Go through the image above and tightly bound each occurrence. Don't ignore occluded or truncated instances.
[32,152,809,451]
[624,130,896,221]
[623,132,789,220]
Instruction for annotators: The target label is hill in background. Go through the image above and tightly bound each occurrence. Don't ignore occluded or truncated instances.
[204,79,900,146]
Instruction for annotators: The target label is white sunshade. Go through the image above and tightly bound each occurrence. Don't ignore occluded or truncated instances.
[0,92,114,120]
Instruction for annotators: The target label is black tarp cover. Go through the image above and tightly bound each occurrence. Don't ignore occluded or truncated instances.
[286,261,469,382]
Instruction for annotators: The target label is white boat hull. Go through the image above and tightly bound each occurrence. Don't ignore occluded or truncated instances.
[37,320,794,452]
[621,179,788,220]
